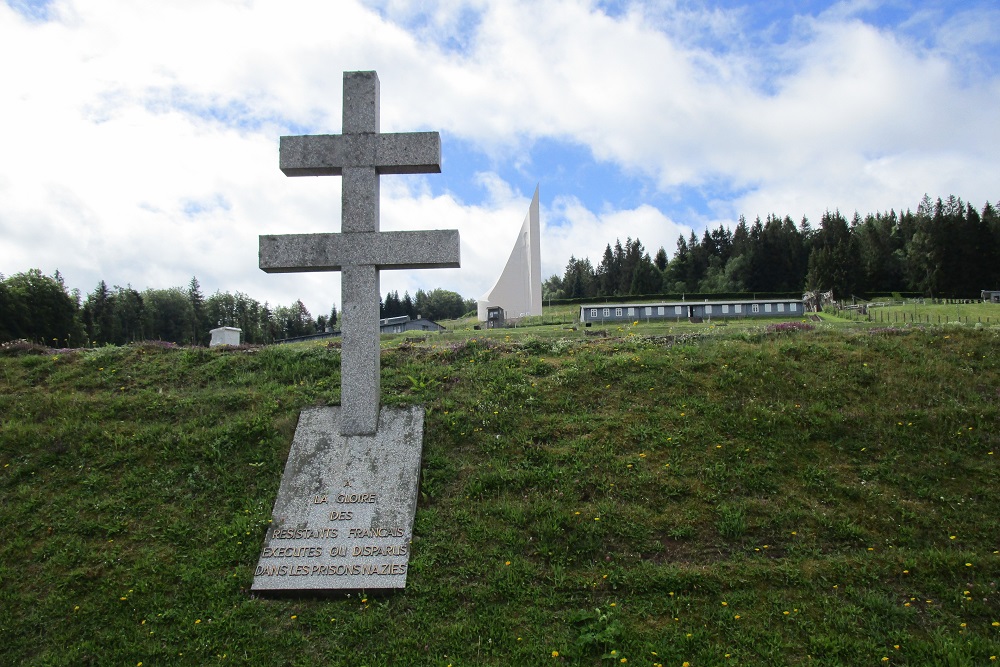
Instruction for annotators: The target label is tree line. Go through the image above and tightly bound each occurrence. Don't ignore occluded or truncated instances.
[546,194,1000,301]
[380,289,476,322]
[5,193,997,346]
[0,274,337,347]
[0,271,477,348]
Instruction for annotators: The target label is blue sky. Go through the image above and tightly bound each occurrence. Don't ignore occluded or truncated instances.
[2,0,998,316]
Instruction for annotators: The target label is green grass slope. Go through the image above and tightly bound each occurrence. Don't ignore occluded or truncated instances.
[1,323,999,666]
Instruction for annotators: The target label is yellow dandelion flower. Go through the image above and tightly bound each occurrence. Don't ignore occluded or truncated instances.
[551,650,559,658]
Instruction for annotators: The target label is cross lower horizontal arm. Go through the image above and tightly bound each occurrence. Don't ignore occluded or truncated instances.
[259,230,460,273]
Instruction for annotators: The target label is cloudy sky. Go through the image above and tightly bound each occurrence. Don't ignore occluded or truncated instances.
[2,0,998,316]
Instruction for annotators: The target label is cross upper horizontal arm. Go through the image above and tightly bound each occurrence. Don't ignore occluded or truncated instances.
[375,134,441,175]
[259,230,460,273]
[280,133,441,177]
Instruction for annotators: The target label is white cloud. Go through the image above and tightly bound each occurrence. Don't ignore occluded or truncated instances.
[1,0,997,321]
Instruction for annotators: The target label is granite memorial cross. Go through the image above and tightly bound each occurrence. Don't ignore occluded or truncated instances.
[252,71,459,593]
[259,70,460,436]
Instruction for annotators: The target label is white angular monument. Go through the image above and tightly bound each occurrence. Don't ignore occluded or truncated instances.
[477,186,542,321]
[253,70,458,593]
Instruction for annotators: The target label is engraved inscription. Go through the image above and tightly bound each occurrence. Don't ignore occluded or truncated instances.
[337,492,377,503]
[260,546,324,558]
[251,406,424,592]
[271,527,339,540]
[255,563,408,577]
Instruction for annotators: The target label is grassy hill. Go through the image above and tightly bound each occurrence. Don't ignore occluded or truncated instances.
[2,318,999,666]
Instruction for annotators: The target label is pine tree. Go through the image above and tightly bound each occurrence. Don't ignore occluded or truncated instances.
[653,247,668,272]
[187,277,206,344]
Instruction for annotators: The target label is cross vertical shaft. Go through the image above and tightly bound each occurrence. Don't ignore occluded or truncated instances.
[340,73,381,435]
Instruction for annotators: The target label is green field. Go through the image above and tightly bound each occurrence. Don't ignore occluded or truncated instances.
[825,301,1000,327]
[2,319,999,665]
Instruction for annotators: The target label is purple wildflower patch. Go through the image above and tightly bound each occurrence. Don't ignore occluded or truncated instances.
[868,327,911,336]
[766,322,815,333]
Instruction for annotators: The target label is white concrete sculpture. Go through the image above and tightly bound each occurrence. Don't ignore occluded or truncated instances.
[477,186,542,321]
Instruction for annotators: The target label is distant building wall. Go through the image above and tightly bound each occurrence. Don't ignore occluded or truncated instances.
[379,316,445,334]
[209,326,242,347]
[579,299,806,323]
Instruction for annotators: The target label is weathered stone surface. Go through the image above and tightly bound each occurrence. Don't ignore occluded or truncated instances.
[279,133,440,176]
[341,265,381,437]
[259,230,461,272]
[252,406,424,592]
[259,70,459,436]
[343,70,379,134]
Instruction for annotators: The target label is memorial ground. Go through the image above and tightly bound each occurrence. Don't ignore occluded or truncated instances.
[1,317,999,665]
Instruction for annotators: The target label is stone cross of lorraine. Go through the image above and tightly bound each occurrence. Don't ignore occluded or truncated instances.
[260,71,460,436]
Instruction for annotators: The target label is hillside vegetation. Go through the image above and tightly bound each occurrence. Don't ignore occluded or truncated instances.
[1,320,999,666]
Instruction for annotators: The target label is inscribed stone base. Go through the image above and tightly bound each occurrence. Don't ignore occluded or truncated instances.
[252,406,423,593]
